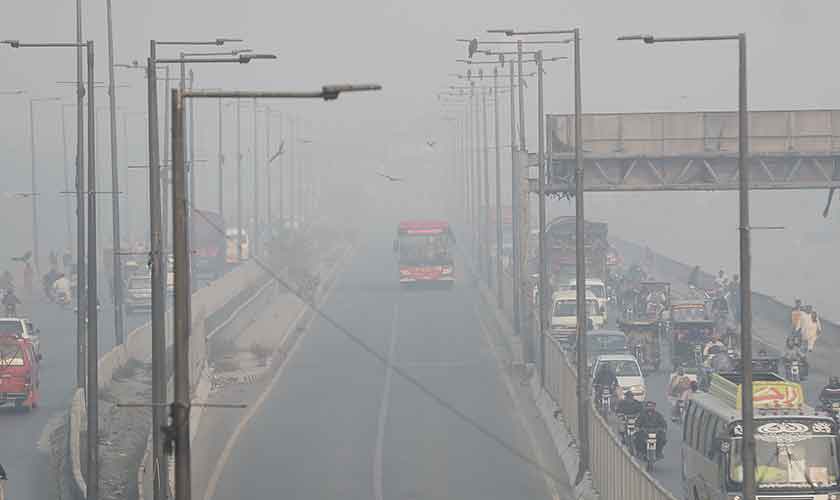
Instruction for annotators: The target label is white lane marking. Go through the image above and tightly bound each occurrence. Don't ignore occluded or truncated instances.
[202,250,350,500]
[373,302,399,500]
[474,302,565,500]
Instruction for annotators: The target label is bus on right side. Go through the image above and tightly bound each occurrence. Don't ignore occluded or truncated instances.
[682,372,840,500]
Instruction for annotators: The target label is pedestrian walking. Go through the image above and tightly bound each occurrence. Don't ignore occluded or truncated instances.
[791,299,804,334]
[804,310,822,352]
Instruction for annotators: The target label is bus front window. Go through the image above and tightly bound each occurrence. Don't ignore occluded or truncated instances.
[729,435,840,490]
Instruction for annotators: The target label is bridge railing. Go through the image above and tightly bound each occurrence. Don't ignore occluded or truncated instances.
[543,333,678,500]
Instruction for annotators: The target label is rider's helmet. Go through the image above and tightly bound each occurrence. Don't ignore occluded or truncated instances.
[830,376,840,386]
[677,366,685,376]
[624,390,635,400]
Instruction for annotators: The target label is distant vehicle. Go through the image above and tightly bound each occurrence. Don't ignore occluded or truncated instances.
[591,354,646,401]
[583,330,627,370]
[125,274,152,314]
[684,372,840,499]
[393,220,455,287]
[567,278,608,314]
[0,336,41,411]
[549,290,603,344]
[225,228,250,263]
[545,217,609,282]
[0,318,39,354]
[193,210,226,279]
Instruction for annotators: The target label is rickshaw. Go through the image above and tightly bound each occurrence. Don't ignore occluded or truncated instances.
[618,318,662,373]
[634,281,671,322]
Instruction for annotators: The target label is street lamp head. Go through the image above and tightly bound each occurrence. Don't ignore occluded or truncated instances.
[320,83,382,101]
[467,38,478,59]
[1,40,21,48]
[617,34,655,44]
[238,53,277,63]
[215,37,244,46]
[486,29,514,36]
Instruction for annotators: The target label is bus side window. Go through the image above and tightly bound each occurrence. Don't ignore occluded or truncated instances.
[684,401,696,446]
[693,409,707,453]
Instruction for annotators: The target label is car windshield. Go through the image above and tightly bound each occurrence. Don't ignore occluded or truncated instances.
[588,285,605,298]
[553,300,598,317]
[0,320,23,336]
[0,342,24,366]
[600,360,641,377]
[672,306,707,322]
[588,335,626,353]
[730,434,840,489]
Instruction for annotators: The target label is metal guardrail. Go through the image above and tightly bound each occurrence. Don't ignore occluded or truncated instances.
[543,333,678,500]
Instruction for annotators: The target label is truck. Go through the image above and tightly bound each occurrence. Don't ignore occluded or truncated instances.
[193,210,226,279]
[544,216,609,285]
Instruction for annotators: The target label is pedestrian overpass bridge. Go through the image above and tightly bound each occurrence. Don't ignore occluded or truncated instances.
[541,109,840,192]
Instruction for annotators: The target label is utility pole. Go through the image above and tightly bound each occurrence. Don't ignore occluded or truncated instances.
[472,81,481,272]
[146,42,167,500]
[289,116,295,226]
[217,98,224,221]
[28,99,41,278]
[536,50,548,388]
[85,40,100,500]
[252,98,259,257]
[60,105,73,257]
[509,60,521,340]
[481,86,491,287]
[105,0,125,345]
[493,67,504,309]
[170,87,192,500]
[236,99,243,261]
[75,0,87,392]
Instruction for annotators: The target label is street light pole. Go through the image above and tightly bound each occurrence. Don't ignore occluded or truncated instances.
[217,98,224,220]
[252,98,259,257]
[618,32,752,497]
[535,50,548,389]
[75,0,87,392]
[105,0,125,346]
[472,81,481,271]
[236,99,243,261]
[60,103,73,254]
[493,67,503,309]
[481,85,492,287]
[509,60,522,340]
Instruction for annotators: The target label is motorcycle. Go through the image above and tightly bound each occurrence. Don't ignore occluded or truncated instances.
[597,386,612,416]
[639,430,660,472]
[672,399,685,423]
[618,413,639,447]
[787,358,801,382]
[633,343,645,366]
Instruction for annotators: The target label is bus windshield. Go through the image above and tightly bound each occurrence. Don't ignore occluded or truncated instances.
[730,435,840,490]
[398,234,452,265]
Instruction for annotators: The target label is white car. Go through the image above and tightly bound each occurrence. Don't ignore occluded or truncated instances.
[0,318,40,353]
[550,290,605,341]
[592,354,646,401]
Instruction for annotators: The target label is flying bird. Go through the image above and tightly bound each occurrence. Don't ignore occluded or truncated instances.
[377,172,405,182]
[269,141,285,163]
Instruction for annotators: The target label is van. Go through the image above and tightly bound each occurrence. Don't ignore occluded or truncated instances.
[0,336,41,411]
[568,278,608,314]
[550,290,605,342]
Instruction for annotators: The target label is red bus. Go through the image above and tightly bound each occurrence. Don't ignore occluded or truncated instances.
[393,220,456,287]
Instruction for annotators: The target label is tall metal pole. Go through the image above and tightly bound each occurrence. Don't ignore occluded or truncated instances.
[217,98,224,220]
[75,0,87,390]
[481,86,491,286]
[265,107,272,233]
[516,40,526,151]
[162,66,171,254]
[188,70,196,290]
[289,117,296,226]
[28,99,41,277]
[236,100,243,261]
[509,60,522,340]
[105,0,125,345]
[493,67,504,309]
[464,97,472,236]
[60,105,73,256]
[146,42,167,500]
[571,28,590,483]
[472,82,481,270]
[252,98,259,256]
[85,40,100,500]
[121,111,130,243]
[536,50,548,388]
[737,33,755,500]
[170,88,192,500]
[276,113,284,225]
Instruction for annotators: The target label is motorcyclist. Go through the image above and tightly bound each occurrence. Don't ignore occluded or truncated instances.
[783,337,808,379]
[53,273,71,303]
[635,401,667,459]
[669,367,693,418]
[615,390,643,416]
[703,334,726,358]
[593,363,619,401]
[2,289,20,317]
[819,376,840,405]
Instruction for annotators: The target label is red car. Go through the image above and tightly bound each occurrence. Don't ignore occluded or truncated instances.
[0,336,41,411]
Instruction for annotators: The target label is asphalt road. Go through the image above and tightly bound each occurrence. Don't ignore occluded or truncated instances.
[0,296,148,500]
[207,235,566,500]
